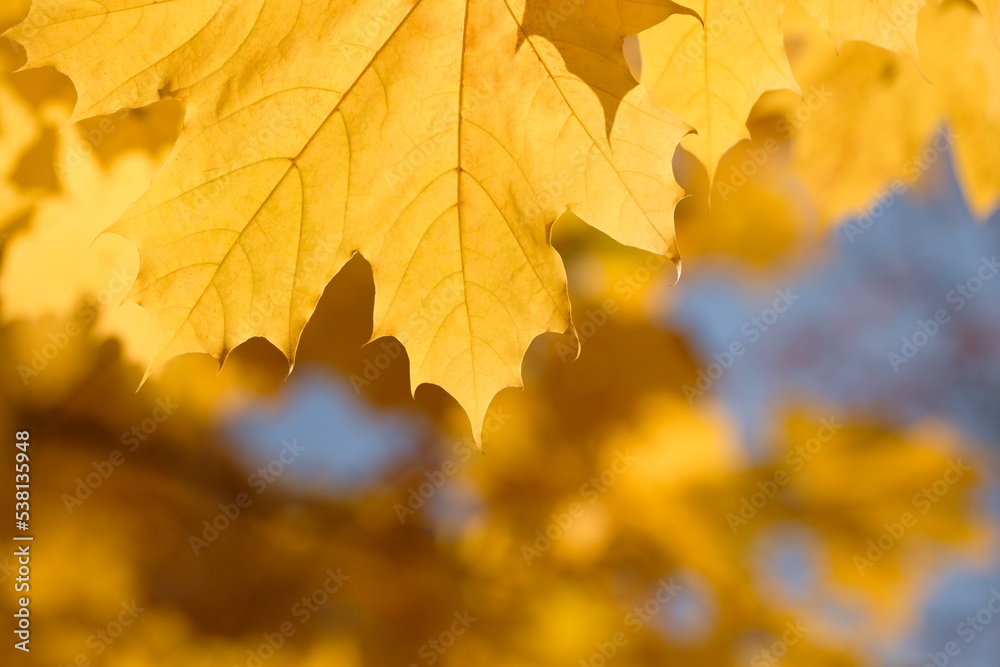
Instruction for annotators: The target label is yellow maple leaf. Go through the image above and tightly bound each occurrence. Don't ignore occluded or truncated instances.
[770,0,999,225]
[637,0,926,186]
[6,0,691,440]
[639,0,801,183]
[923,0,1000,218]
[797,0,925,65]
[777,1,940,226]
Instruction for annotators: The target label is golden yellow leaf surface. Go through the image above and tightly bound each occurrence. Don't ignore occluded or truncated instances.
[776,1,940,225]
[0,125,156,320]
[797,0,924,64]
[0,0,29,33]
[770,0,1000,224]
[923,0,1000,218]
[6,0,691,439]
[972,0,1000,43]
[0,121,163,367]
[639,0,800,183]
[637,0,927,186]
[674,134,816,267]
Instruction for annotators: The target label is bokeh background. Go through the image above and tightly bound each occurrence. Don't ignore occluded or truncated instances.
[1,1,999,666]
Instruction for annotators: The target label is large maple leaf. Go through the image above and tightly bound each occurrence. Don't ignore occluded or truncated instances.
[6,0,691,440]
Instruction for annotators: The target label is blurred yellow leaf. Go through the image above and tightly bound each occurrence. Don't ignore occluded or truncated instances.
[775,1,941,225]
[970,0,1000,43]
[773,0,1000,225]
[798,0,924,64]
[0,126,156,322]
[923,0,1000,218]
[0,78,37,229]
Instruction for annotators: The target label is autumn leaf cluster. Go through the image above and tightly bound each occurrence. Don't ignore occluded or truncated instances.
[1,0,995,437]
